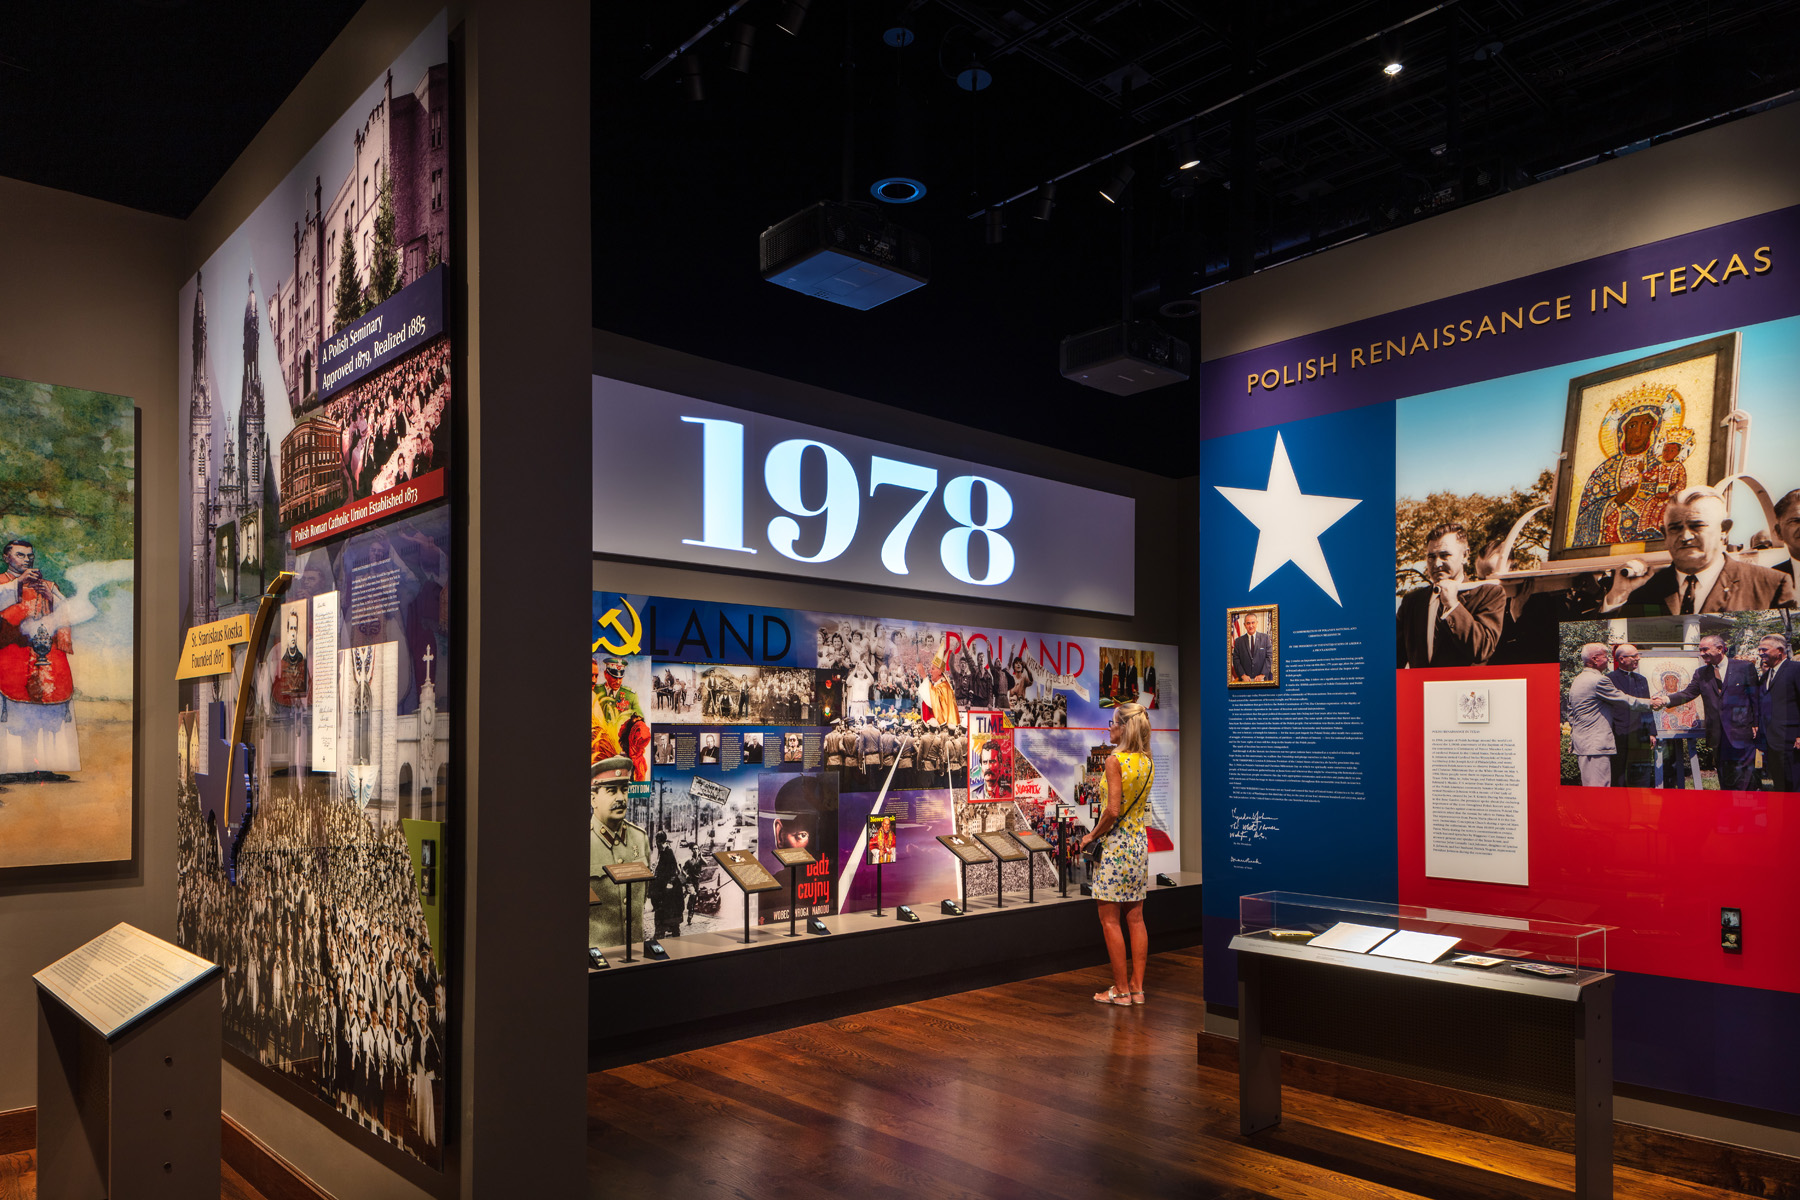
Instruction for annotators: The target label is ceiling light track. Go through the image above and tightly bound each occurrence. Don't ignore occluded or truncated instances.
[640,1,758,82]
[964,0,1462,219]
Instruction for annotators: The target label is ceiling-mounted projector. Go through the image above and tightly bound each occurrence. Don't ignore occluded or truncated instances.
[1059,320,1191,395]
[760,201,929,310]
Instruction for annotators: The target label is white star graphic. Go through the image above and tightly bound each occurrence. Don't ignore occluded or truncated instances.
[1214,432,1361,605]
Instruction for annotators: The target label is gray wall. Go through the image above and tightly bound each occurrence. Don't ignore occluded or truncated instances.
[0,176,182,1113]
[2,1,592,1198]
[1202,102,1800,360]
[591,331,1204,873]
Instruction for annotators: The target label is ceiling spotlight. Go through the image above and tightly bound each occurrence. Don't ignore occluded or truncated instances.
[871,177,927,204]
[680,54,704,103]
[1170,126,1203,171]
[726,22,756,74]
[775,0,810,36]
[1383,59,1404,77]
[1099,164,1135,204]
[1032,181,1056,221]
[985,209,1004,244]
[956,62,992,92]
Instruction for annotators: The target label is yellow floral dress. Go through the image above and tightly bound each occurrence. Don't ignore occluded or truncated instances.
[1093,751,1152,903]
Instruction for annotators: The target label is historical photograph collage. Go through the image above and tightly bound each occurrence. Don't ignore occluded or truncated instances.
[589,594,1182,951]
[1396,316,1800,796]
[173,14,453,1167]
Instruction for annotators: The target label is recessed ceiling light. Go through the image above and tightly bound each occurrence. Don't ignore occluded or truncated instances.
[1383,60,1403,77]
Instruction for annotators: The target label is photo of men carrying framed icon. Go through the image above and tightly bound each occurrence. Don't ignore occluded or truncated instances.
[1550,333,1737,563]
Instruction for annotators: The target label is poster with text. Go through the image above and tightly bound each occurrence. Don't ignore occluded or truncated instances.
[174,12,452,1168]
[1201,202,1800,1116]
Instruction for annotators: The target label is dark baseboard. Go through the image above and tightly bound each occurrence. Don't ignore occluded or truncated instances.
[0,1107,33,1156]
[1197,1032,1800,1199]
[221,1115,335,1200]
[1,1107,332,1199]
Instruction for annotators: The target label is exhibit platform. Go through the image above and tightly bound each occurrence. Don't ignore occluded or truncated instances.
[589,872,1203,1068]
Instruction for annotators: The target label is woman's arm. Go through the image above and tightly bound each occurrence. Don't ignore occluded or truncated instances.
[1083,755,1124,848]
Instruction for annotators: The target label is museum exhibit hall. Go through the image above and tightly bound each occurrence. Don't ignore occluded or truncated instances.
[6,1,1800,1197]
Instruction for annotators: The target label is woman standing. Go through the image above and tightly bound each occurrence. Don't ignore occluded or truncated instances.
[1080,701,1154,1006]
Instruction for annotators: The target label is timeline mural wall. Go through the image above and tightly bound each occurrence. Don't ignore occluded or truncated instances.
[1201,203,1800,1114]
[174,13,452,1167]
[588,592,1180,947]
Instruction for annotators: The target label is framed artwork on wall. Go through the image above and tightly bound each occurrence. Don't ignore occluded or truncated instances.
[0,375,136,874]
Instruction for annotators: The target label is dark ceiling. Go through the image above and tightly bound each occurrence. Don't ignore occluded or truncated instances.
[594,0,1800,476]
[5,2,1799,478]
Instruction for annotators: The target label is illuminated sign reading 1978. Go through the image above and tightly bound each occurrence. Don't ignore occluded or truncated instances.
[593,378,1136,614]
[680,416,1016,585]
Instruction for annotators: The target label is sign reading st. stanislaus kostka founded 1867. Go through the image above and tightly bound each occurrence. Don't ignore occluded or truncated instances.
[316,264,445,402]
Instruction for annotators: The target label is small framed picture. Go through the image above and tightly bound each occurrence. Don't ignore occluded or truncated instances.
[1226,605,1280,689]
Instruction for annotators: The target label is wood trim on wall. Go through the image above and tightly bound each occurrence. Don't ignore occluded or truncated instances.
[221,1115,336,1200]
[0,1109,334,1200]
[0,1108,32,1156]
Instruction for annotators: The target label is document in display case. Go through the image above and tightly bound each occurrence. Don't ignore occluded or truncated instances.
[1231,891,1614,1199]
[1307,922,1393,954]
[1369,929,1462,963]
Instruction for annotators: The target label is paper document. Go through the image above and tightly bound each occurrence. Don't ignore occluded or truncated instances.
[1369,929,1461,963]
[1308,922,1395,954]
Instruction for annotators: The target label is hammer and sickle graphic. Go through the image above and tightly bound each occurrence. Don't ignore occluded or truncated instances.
[592,596,644,656]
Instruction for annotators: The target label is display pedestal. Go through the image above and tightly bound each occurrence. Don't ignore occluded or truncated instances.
[773,846,817,938]
[601,861,656,964]
[34,926,223,1200]
[1233,933,1614,1199]
[621,881,641,962]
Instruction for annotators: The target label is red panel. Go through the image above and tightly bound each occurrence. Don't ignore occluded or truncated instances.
[1396,664,1800,993]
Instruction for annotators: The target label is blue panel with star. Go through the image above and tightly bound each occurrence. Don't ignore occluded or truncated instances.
[1198,401,1398,1006]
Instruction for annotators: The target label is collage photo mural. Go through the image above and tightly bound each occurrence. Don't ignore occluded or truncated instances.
[588,593,1180,949]
[1200,203,1800,1113]
[174,13,452,1166]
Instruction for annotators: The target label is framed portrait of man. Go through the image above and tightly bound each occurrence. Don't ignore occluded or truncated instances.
[1549,333,1738,563]
[1226,604,1279,689]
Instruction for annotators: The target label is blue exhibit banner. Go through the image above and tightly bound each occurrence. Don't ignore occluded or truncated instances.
[1199,203,1800,1116]
[317,264,446,401]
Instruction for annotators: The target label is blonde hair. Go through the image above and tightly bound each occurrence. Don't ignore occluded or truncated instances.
[1113,701,1151,756]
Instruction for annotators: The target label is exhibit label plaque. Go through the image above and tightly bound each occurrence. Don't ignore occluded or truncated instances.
[937,833,994,866]
[975,831,1028,862]
[34,924,219,1040]
[712,849,782,893]
[601,861,655,885]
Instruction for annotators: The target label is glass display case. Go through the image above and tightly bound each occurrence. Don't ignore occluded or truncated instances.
[1236,890,1610,987]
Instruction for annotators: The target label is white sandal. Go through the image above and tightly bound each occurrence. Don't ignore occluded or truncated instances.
[1092,987,1132,1006]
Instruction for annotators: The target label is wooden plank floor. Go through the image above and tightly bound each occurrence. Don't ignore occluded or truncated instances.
[0,1152,268,1200]
[588,949,1755,1200]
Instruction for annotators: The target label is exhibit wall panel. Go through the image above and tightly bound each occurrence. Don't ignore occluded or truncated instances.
[593,332,1203,873]
[173,0,590,1198]
[0,176,182,1113]
[1199,103,1800,1118]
